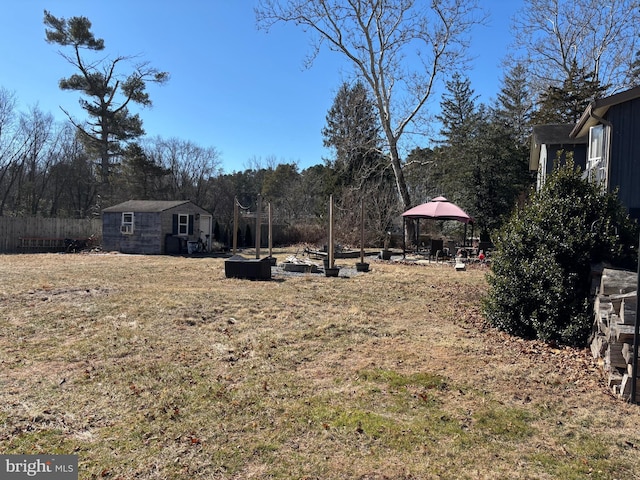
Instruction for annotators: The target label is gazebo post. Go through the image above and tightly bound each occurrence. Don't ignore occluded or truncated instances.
[402,217,406,258]
[471,223,475,249]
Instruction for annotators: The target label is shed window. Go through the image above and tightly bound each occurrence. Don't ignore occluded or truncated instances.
[587,125,609,188]
[178,214,189,235]
[121,212,134,234]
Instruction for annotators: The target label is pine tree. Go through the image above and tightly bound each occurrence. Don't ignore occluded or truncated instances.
[432,73,480,204]
[322,80,397,246]
[495,63,534,148]
[532,59,608,124]
[322,81,383,188]
[436,73,480,148]
[44,11,168,189]
[468,65,536,238]
[119,143,170,200]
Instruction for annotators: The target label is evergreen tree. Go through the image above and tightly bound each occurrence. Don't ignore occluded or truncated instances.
[532,60,608,124]
[261,163,301,223]
[322,80,398,245]
[322,81,383,188]
[44,11,169,192]
[119,143,171,200]
[495,63,534,148]
[471,106,531,237]
[433,73,480,205]
[436,73,480,148]
[469,65,535,238]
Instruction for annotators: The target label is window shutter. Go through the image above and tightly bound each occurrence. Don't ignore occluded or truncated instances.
[188,215,194,235]
[172,214,178,234]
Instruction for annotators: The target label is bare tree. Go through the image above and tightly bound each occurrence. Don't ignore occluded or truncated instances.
[256,0,482,212]
[49,125,98,218]
[16,106,56,215]
[0,88,18,178]
[0,88,22,216]
[146,137,222,206]
[511,0,639,94]
[46,123,94,217]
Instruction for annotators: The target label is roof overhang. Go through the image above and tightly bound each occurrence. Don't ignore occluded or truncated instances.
[529,124,586,171]
[570,85,640,138]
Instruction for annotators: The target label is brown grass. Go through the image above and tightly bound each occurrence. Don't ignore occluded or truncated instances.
[1,250,639,479]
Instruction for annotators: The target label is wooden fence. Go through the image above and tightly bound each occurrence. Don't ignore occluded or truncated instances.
[0,217,102,253]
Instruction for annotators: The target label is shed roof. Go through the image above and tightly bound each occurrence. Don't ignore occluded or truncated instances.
[102,200,192,213]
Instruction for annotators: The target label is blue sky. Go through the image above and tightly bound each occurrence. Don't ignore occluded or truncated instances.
[1,1,522,173]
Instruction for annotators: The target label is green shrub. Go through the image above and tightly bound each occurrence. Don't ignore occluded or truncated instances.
[483,161,637,346]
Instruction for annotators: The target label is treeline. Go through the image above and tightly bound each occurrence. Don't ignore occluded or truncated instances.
[0,89,379,246]
[0,56,624,248]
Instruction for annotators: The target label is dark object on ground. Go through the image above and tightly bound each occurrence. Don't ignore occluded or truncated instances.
[224,255,272,280]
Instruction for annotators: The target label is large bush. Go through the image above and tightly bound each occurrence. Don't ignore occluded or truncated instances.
[483,161,637,346]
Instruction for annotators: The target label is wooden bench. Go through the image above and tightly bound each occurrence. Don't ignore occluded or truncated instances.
[18,237,94,253]
[19,237,67,252]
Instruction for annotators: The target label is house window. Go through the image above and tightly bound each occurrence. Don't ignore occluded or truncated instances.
[121,212,134,234]
[537,144,548,190]
[177,214,189,235]
[588,125,609,188]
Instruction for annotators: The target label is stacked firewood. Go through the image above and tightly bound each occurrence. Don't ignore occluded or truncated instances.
[590,268,640,402]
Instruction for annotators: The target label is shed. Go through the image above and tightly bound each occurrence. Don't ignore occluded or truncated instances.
[102,200,213,254]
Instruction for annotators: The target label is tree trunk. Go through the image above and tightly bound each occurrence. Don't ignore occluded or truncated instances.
[388,138,414,246]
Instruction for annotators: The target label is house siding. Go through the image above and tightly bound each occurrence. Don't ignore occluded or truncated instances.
[544,144,587,174]
[606,97,640,220]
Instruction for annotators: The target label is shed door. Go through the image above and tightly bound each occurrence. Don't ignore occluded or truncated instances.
[199,215,212,250]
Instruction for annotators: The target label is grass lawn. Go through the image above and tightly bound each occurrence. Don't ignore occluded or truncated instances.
[1,249,639,479]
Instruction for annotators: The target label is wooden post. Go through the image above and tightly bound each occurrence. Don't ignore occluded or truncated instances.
[329,194,334,269]
[268,202,273,259]
[632,232,640,404]
[255,194,262,259]
[232,196,238,255]
[360,199,365,264]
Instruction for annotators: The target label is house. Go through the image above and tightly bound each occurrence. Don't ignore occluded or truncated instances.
[569,85,640,221]
[529,124,587,190]
[102,200,213,254]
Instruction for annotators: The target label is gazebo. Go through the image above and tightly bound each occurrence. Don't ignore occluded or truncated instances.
[401,196,474,256]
